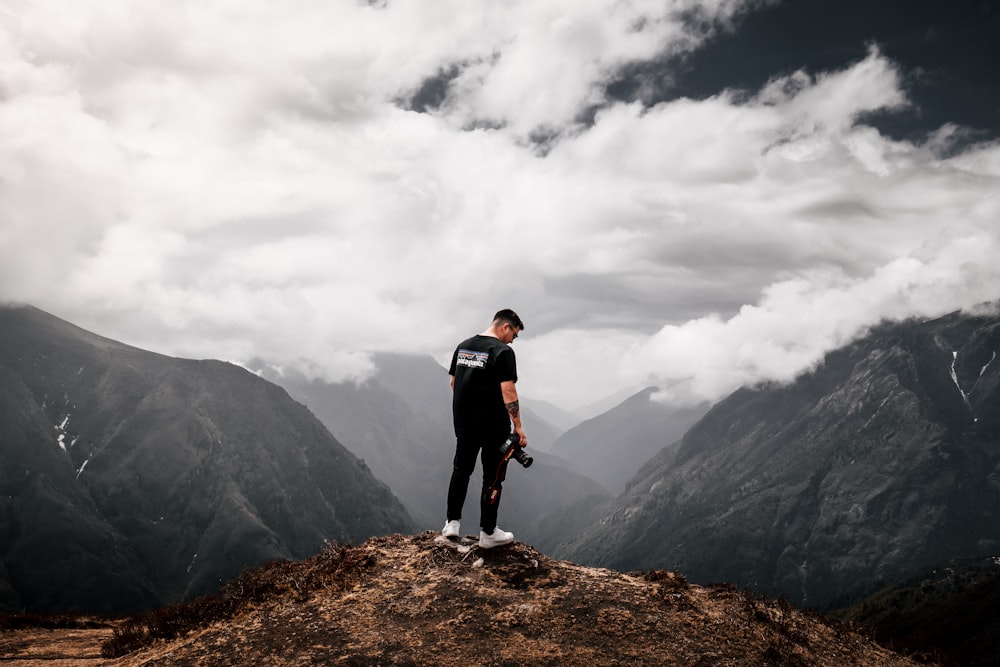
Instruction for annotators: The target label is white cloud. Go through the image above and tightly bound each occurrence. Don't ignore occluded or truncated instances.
[629,228,1000,405]
[1,1,998,409]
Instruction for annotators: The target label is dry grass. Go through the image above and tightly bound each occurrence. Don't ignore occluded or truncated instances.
[1,533,933,666]
[104,532,927,666]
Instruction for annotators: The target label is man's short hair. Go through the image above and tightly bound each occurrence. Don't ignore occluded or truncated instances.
[493,309,525,331]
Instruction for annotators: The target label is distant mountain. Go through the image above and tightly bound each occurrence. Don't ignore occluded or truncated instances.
[573,384,645,421]
[525,397,579,433]
[518,405,563,452]
[0,305,414,614]
[256,352,610,554]
[563,309,1000,608]
[550,387,709,494]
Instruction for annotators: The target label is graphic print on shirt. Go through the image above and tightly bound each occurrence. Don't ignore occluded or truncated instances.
[456,349,489,369]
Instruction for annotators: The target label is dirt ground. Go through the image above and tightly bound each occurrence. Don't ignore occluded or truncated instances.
[0,623,113,666]
[1,533,932,666]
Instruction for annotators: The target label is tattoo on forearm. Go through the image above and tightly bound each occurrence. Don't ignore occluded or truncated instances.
[505,400,520,419]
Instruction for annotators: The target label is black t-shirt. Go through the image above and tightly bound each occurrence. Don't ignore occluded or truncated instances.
[448,334,518,438]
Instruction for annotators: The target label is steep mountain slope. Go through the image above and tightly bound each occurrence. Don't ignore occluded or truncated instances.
[832,556,1000,667]
[0,364,156,613]
[551,387,709,494]
[86,533,921,666]
[256,353,610,553]
[0,305,414,614]
[564,309,1000,608]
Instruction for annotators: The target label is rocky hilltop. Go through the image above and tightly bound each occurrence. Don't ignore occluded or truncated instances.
[0,532,924,666]
[0,304,414,614]
[563,308,1000,608]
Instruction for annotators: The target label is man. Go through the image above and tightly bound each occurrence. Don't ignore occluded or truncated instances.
[442,309,527,548]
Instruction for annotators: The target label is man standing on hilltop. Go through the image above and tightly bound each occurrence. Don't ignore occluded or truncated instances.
[443,308,527,548]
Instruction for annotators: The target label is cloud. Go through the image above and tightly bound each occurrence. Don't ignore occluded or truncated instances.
[439,0,753,135]
[627,229,1000,405]
[1,2,998,410]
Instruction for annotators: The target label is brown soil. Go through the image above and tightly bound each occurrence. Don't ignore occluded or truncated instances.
[0,619,113,666]
[2,533,930,666]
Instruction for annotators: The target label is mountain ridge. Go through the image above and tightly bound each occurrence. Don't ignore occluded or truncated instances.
[0,304,414,614]
[550,386,709,494]
[564,309,1000,608]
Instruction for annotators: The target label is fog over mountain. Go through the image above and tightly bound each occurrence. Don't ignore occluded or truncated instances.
[0,305,413,614]
[564,307,1000,608]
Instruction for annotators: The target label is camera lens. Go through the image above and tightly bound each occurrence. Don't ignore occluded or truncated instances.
[514,449,533,468]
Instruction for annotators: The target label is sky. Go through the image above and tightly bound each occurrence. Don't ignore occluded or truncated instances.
[2,0,999,412]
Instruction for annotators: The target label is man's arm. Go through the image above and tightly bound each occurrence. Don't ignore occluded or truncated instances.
[500,379,527,447]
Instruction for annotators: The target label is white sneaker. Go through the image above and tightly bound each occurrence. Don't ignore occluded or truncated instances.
[478,527,514,549]
[442,520,461,538]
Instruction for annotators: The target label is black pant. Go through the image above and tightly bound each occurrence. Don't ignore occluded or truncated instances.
[446,431,506,534]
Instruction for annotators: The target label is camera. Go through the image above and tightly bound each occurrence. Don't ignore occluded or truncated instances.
[500,432,533,468]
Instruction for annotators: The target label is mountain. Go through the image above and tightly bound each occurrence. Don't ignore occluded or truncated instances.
[255,352,610,554]
[518,404,563,452]
[563,309,1000,608]
[550,387,709,494]
[0,304,414,614]
[525,397,579,432]
[831,556,1000,667]
[11,533,923,666]
[573,384,645,420]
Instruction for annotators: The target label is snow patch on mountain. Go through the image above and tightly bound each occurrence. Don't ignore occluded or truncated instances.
[55,413,72,451]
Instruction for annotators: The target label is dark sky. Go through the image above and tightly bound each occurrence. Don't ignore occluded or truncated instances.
[612,0,1000,144]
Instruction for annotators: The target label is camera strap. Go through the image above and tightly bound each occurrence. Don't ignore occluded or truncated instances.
[484,446,514,505]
